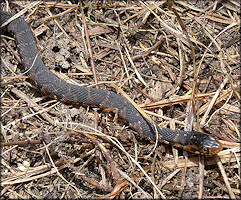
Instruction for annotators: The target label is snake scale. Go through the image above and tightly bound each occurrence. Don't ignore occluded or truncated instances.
[1,11,222,155]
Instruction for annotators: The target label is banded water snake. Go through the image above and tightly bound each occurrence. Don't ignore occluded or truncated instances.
[1,11,222,155]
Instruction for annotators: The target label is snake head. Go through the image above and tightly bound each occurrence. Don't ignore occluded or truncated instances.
[184,132,222,155]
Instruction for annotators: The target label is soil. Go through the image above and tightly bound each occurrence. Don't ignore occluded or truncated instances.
[1,1,240,199]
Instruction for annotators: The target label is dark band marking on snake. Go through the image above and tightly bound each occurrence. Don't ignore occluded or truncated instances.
[1,11,222,155]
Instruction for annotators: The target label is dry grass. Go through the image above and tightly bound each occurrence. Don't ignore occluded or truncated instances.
[1,0,240,199]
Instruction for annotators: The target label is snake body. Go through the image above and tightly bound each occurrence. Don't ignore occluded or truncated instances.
[1,11,222,155]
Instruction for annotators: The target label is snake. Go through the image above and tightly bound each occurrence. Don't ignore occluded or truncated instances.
[1,11,222,155]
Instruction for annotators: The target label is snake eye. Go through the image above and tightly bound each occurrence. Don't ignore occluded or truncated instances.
[202,146,209,154]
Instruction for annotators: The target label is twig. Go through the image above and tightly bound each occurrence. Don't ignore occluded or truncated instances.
[131,39,164,61]
[198,155,205,198]
[10,88,55,125]
[82,11,99,87]
[200,77,229,126]
[40,6,78,22]
[1,139,42,146]
[215,155,236,199]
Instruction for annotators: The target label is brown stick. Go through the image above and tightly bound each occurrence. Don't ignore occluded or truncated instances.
[131,39,164,61]
[82,12,99,87]
[1,139,42,146]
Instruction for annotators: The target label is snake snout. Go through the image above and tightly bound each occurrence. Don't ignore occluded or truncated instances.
[186,132,223,155]
[201,135,220,148]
